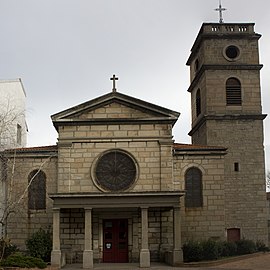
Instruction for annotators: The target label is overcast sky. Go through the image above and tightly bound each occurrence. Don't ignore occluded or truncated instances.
[0,0,269,170]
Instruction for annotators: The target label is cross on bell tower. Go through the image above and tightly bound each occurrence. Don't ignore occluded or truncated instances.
[215,0,226,23]
[110,74,118,92]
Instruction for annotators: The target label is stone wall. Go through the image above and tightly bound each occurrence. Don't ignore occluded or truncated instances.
[173,151,226,242]
[60,208,85,264]
[4,150,57,249]
[207,119,267,243]
[56,102,176,194]
[58,208,174,264]
[267,192,270,246]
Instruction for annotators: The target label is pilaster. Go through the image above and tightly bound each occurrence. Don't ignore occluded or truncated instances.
[51,208,62,267]
[83,208,93,269]
[140,207,150,268]
[172,206,183,265]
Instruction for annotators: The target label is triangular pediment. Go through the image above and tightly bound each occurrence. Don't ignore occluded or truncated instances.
[51,91,180,130]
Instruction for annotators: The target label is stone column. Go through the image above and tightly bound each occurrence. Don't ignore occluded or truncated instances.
[83,208,93,269]
[140,207,150,268]
[172,206,183,265]
[51,208,62,267]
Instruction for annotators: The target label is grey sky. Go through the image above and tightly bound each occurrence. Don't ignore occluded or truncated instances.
[0,0,269,170]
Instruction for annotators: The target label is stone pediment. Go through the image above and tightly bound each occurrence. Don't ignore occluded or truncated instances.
[51,91,180,130]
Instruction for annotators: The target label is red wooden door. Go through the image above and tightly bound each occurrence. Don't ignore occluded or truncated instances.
[227,228,240,242]
[103,219,128,263]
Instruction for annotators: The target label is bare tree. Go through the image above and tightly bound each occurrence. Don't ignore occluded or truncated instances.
[267,170,270,191]
[0,149,57,260]
[0,98,28,259]
[0,97,27,151]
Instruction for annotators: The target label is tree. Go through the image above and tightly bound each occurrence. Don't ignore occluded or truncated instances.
[0,97,26,151]
[0,97,27,241]
[267,170,270,191]
[0,150,57,261]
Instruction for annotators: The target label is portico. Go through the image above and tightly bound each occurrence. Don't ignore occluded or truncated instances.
[50,192,184,268]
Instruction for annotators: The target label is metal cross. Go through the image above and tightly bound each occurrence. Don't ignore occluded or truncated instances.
[215,0,226,24]
[110,74,118,92]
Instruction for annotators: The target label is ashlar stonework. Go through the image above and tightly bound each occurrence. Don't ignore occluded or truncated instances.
[0,22,268,268]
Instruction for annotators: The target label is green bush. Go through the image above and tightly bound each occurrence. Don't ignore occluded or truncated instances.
[183,240,203,262]
[256,240,270,252]
[0,238,19,259]
[183,238,260,262]
[221,241,237,257]
[0,252,47,269]
[201,239,221,260]
[26,228,52,262]
[235,239,256,255]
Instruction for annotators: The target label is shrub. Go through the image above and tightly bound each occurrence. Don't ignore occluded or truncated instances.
[221,241,237,257]
[235,239,256,255]
[0,238,19,259]
[201,239,221,260]
[0,252,47,268]
[183,240,203,262]
[183,238,259,262]
[26,228,52,262]
[256,240,270,252]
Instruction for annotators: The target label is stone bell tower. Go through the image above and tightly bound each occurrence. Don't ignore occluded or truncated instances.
[186,23,268,243]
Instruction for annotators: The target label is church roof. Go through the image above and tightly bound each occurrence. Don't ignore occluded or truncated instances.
[51,91,180,131]
[3,144,57,151]
[173,143,227,154]
[2,145,58,155]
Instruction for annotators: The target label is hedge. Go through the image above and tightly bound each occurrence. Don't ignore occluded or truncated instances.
[183,239,269,262]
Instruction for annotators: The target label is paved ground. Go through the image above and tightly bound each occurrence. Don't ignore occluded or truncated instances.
[210,252,270,269]
[63,252,270,269]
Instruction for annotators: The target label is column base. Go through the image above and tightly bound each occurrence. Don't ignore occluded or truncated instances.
[51,250,62,267]
[83,250,93,269]
[140,249,150,268]
[172,249,183,266]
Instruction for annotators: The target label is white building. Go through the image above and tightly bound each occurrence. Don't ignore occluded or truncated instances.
[0,78,28,236]
[0,79,27,150]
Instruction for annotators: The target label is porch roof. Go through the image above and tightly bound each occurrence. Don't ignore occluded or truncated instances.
[49,191,184,209]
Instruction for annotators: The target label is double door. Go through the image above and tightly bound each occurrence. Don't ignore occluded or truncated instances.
[103,219,128,263]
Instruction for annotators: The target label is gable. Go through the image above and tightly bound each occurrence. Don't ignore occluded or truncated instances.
[72,101,160,120]
[51,91,180,130]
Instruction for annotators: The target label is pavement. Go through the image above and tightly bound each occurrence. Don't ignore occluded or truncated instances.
[63,252,270,270]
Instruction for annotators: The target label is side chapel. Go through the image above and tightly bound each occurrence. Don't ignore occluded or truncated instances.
[0,22,268,268]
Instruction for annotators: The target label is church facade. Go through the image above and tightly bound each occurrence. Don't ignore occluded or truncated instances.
[0,22,268,268]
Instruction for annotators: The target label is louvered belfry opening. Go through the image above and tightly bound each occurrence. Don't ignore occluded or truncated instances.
[226,77,242,105]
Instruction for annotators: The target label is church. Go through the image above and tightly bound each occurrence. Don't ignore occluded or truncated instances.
[0,21,268,268]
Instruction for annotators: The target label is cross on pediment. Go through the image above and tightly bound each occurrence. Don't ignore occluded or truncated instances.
[110,74,118,92]
[215,0,226,23]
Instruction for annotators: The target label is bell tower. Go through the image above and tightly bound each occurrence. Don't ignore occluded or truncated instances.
[186,23,268,243]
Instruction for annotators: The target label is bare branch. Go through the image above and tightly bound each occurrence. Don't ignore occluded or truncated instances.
[267,170,270,190]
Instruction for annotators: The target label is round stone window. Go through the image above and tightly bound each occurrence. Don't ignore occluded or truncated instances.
[224,45,240,61]
[94,150,137,192]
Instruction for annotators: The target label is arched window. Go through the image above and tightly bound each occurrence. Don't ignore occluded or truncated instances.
[196,89,201,116]
[226,78,242,105]
[185,167,203,208]
[28,170,46,210]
